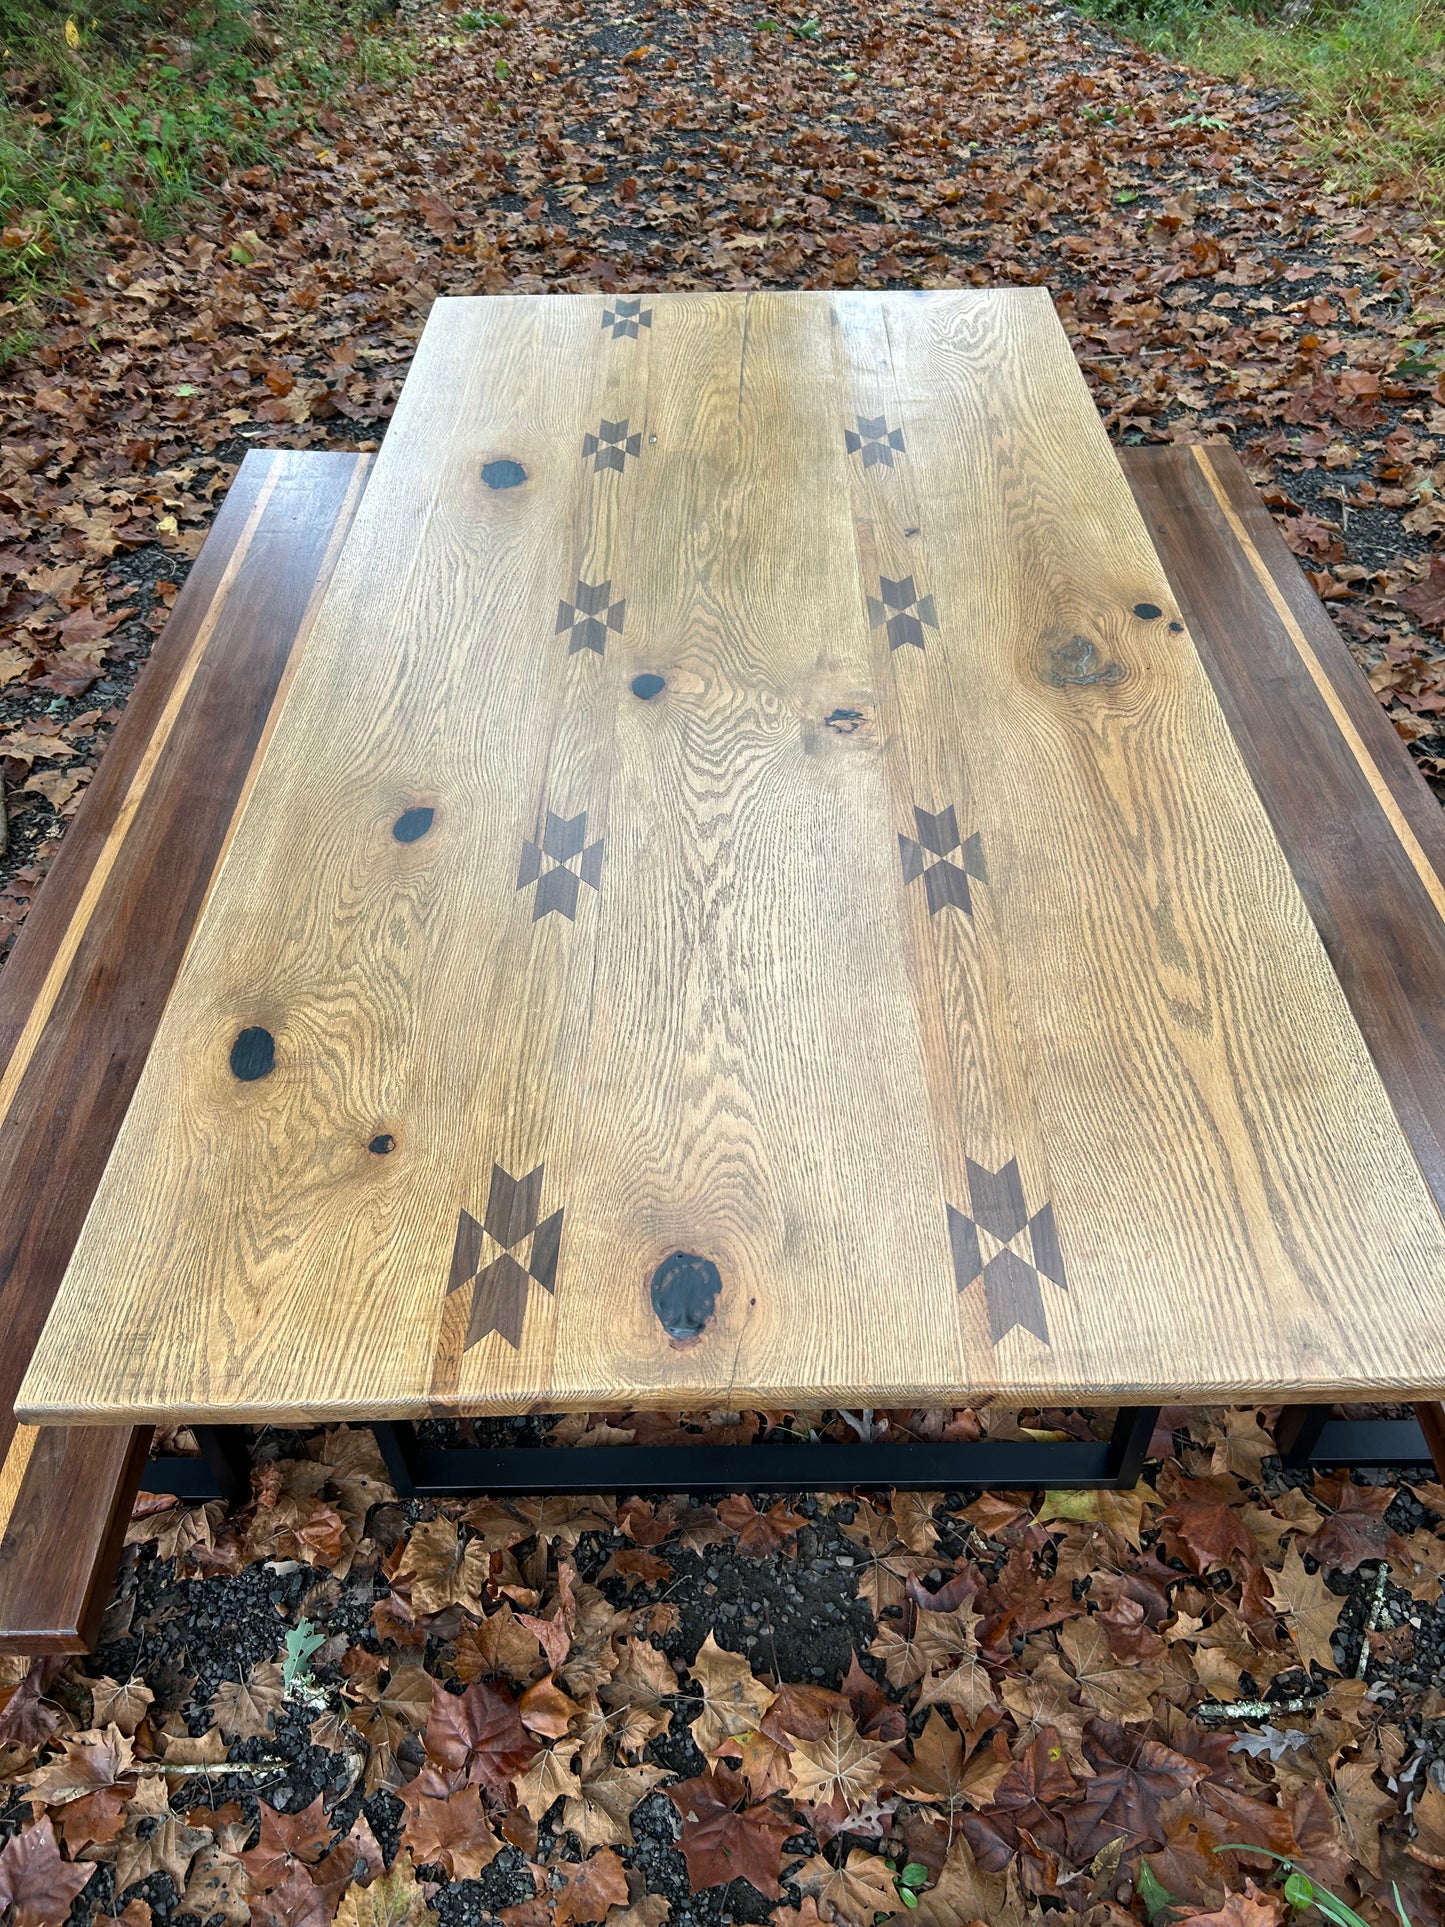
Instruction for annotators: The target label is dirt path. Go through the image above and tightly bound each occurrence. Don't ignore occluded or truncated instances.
[3,5,1445,1921]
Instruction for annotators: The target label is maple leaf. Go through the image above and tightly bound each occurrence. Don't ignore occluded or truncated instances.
[1160,1495,1253,1575]
[519,1671,583,1738]
[561,1761,668,1849]
[665,1765,795,1898]
[554,1847,630,1925]
[1406,1779,1445,1871]
[400,1780,502,1880]
[112,1808,213,1896]
[395,1518,492,1617]
[0,1659,66,1750]
[513,1741,583,1821]
[1268,1546,1342,1673]
[0,1819,95,1927]
[716,1494,805,1555]
[898,1709,967,1805]
[332,1850,436,1927]
[211,1660,286,1739]
[795,1848,898,1926]
[23,1724,134,1804]
[1303,1479,1396,1573]
[882,1835,1015,1926]
[242,1794,334,1889]
[1399,557,1445,631]
[451,1604,547,1685]
[1176,1880,1287,1926]
[1062,1717,1207,1862]
[786,1712,896,1813]
[1058,1615,1164,1722]
[687,1632,777,1754]
[424,1678,538,1799]
[89,1677,154,1737]
[181,1843,252,1927]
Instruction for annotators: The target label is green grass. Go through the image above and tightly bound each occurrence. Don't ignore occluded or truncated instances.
[0,0,414,350]
[1076,0,1445,210]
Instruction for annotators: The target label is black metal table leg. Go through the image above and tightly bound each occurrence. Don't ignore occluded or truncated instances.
[1278,1404,1435,1471]
[364,1405,1165,1498]
[140,1424,251,1503]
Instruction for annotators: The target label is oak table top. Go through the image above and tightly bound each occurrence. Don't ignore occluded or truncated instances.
[19,288,1445,1428]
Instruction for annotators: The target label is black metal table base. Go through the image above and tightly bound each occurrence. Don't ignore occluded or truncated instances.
[370,1405,1160,1497]
[1276,1406,1437,1470]
[138,1409,1160,1503]
[136,1403,1442,1506]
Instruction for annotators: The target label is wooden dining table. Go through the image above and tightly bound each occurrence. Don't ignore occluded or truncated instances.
[16,287,1445,1495]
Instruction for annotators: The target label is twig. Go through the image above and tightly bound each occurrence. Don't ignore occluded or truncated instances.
[1355,1561,1390,1679]
[1195,1693,1325,1723]
[136,1758,291,1777]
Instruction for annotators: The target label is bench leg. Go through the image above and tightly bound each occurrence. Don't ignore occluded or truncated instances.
[364,1406,1163,1497]
[1277,1404,1438,1472]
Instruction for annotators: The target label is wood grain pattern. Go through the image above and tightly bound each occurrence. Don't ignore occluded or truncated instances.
[19,290,1445,1425]
[0,450,368,1650]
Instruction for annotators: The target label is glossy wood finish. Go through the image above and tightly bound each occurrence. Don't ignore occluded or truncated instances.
[0,450,369,1649]
[21,291,1445,1425]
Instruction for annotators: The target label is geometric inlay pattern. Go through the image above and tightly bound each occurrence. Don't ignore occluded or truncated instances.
[448,1162,564,1350]
[517,809,605,921]
[899,805,987,916]
[947,1156,1067,1346]
[582,419,643,473]
[556,579,626,656]
[602,297,652,339]
[845,414,906,469]
[867,574,938,651]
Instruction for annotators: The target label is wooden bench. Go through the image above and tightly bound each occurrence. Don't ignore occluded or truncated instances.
[2,421,1442,1651]
[0,450,370,1651]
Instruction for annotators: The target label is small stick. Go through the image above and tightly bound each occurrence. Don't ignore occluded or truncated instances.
[1195,1693,1325,1723]
[1356,1561,1390,1679]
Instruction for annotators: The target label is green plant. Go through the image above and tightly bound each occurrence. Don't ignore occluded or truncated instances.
[0,0,411,326]
[1214,1847,1415,1927]
[282,1616,325,1693]
[1073,0,1445,211]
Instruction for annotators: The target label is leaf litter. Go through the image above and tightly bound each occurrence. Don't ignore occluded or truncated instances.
[2,1406,1445,1923]
[3,0,1445,1920]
